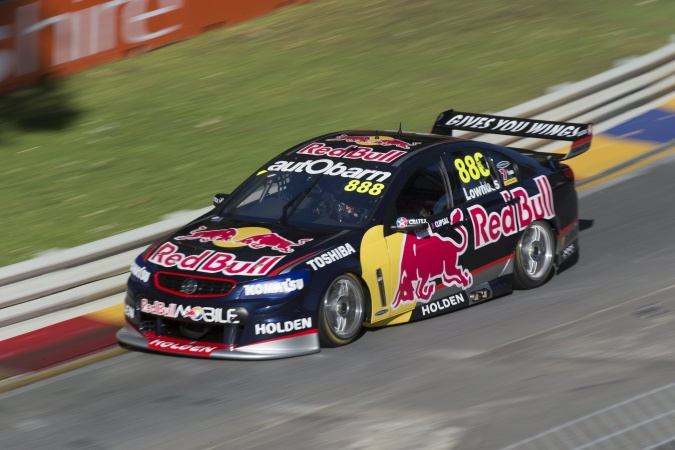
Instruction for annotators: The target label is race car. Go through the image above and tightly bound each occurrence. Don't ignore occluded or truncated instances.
[116,110,592,359]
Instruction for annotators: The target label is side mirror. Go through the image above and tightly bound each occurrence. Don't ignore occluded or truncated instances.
[390,214,428,232]
[213,193,229,207]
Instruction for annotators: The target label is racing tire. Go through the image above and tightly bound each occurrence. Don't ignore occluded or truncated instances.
[318,273,365,347]
[513,220,555,290]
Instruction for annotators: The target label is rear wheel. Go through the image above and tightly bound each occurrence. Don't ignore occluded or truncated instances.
[513,220,555,289]
[318,273,365,347]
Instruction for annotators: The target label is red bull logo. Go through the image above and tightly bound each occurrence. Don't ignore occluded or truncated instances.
[236,233,313,253]
[468,175,554,249]
[327,134,420,150]
[392,209,473,309]
[175,226,237,243]
[175,227,312,253]
[149,242,283,276]
[297,142,406,163]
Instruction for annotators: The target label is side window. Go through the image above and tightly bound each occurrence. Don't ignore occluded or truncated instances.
[448,149,500,203]
[394,157,450,217]
[487,151,520,187]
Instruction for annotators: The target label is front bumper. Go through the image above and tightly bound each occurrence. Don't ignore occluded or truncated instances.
[116,324,320,360]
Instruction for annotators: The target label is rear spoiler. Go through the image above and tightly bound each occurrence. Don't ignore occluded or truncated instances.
[432,109,593,161]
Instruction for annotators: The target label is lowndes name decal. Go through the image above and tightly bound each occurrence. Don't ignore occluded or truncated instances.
[468,175,554,249]
[306,244,356,271]
[297,142,406,163]
[463,180,499,200]
[268,159,391,182]
[149,242,283,276]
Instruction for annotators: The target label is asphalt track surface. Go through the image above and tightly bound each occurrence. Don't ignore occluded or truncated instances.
[3,151,675,450]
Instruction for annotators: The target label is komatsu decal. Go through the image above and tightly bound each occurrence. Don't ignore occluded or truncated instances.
[242,278,304,297]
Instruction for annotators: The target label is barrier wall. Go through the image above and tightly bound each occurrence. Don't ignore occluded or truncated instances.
[0,0,310,94]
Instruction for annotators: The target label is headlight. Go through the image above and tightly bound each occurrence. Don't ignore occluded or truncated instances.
[239,270,309,300]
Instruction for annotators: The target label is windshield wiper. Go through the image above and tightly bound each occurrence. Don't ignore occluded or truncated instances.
[280,175,321,224]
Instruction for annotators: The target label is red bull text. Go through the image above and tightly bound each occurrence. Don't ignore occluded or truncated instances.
[149,242,283,276]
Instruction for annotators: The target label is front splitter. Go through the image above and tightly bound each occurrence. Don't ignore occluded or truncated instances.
[116,326,320,360]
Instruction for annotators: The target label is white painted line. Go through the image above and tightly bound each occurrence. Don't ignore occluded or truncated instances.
[0,294,123,341]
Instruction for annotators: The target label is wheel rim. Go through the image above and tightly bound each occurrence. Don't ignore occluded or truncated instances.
[322,276,364,340]
[518,222,554,281]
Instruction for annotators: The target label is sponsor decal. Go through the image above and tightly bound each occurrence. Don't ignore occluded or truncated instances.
[175,227,312,253]
[396,217,427,228]
[297,142,406,163]
[468,175,554,249]
[210,216,224,222]
[306,244,356,271]
[148,242,283,276]
[419,293,467,317]
[254,317,313,336]
[140,299,242,324]
[175,226,238,243]
[241,277,306,299]
[327,134,421,150]
[562,243,576,260]
[445,114,589,138]
[236,233,313,254]
[432,216,450,229]
[0,0,184,86]
[124,304,135,320]
[148,339,219,356]
[497,163,517,186]
[392,209,472,309]
[267,159,391,182]
[375,308,389,316]
[130,261,151,284]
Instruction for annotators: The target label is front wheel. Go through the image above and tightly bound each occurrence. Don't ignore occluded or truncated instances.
[318,273,365,347]
[513,220,555,289]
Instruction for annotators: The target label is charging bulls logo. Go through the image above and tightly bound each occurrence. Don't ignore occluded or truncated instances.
[175,226,237,243]
[392,209,473,309]
[235,234,313,253]
[175,226,312,253]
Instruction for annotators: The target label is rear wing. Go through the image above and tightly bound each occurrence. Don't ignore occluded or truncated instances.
[432,109,593,161]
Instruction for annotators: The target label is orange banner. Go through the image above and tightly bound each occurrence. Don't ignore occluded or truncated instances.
[0,0,310,93]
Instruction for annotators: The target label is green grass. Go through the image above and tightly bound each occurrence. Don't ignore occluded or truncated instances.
[1,0,674,267]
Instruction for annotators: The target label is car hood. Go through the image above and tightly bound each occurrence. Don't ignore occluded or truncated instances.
[141,214,349,281]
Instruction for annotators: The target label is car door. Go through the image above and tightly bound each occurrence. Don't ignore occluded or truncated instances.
[380,155,474,320]
[443,147,520,289]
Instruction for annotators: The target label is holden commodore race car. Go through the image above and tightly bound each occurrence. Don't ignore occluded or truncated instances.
[116,110,592,359]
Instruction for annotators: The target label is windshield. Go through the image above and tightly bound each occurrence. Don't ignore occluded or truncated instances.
[220,156,397,229]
